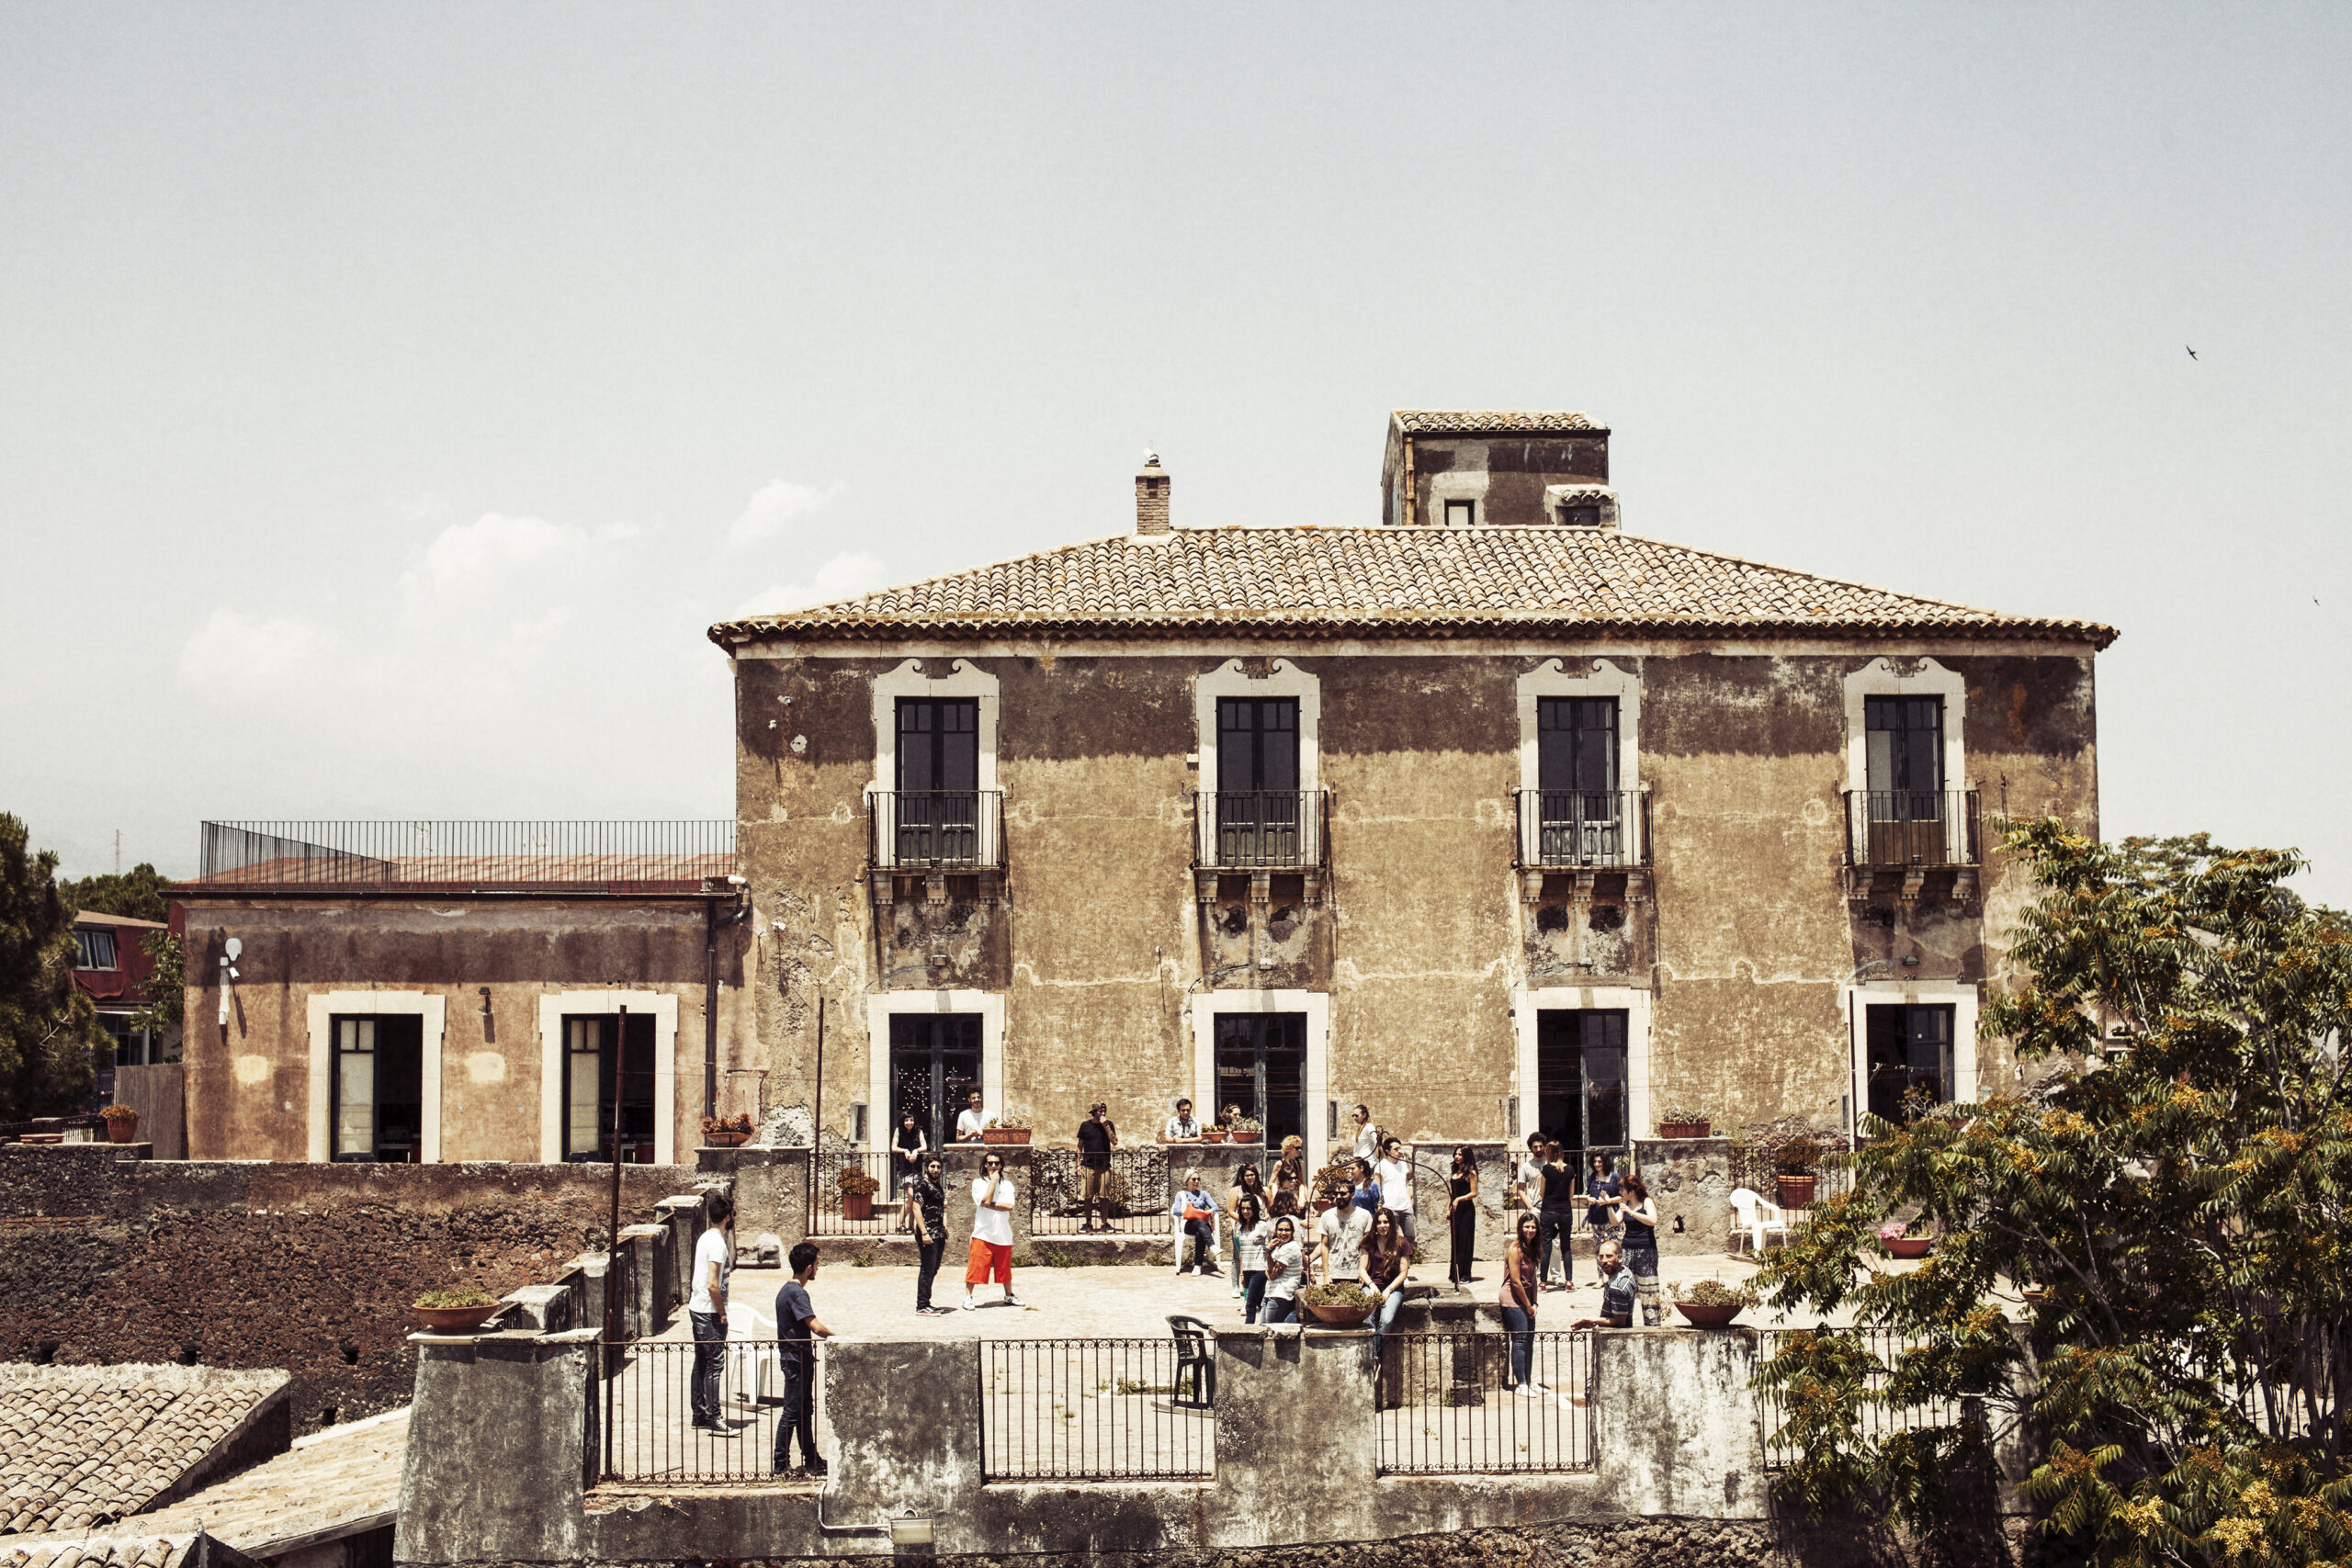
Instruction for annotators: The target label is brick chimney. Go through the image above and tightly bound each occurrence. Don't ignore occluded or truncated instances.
[1135,446,1171,536]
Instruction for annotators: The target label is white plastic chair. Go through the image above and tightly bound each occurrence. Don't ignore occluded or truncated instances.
[1729,1187,1791,1256]
[1170,1203,1221,1273]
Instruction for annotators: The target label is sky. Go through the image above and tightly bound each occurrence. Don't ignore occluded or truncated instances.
[3,4,2346,902]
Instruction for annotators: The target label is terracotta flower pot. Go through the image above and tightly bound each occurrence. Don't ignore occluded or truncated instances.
[413,1303,502,1333]
[1200,1130,1228,1144]
[1884,1235,1932,1259]
[704,1131,749,1148]
[842,1192,874,1222]
[1302,1300,1375,1328]
[106,1116,139,1145]
[1775,1175,1818,1210]
[1674,1302,1743,1329]
[1227,1131,1262,1145]
[981,1128,1031,1145]
[1657,1121,1711,1139]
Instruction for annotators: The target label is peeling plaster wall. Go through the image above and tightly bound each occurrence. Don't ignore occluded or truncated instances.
[734,646,2098,1159]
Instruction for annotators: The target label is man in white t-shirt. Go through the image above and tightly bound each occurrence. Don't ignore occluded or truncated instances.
[1513,1132,1547,1210]
[963,1150,1021,1310]
[1318,1195,1372,1283]
[955,1089,989,1143]
[687,1194,734,1431]
[1375,1136,1416,1248]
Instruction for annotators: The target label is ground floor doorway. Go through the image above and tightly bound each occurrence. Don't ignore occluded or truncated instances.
[333,1013,425,1162]
[1535,1009,1629,1170]
[1214,1012,1306,1151]
[1866,1003,1955,1123]
[890,1013,983,1154]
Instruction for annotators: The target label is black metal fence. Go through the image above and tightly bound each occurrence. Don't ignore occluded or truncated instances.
[808,1151,903,1237]
[1842,791,1982,869]
[1193,790,1329,870]
[866,791,1006,872]
[1030,1147,1172,1235]
[600,1339,818,1484]
[194,819,734,889]
[1374,1331,1595,1474]
[1512,790,1651,870]
[980,1337,1215,1480]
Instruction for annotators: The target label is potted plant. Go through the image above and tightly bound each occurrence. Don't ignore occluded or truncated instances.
[100,1104,140,1145]
[1774,1135,1821,1210]
[1672,1278,1750,1329]
[1200,1126,1229,1144]
[1227,1116,1264,1146]
[1656,1104,1712,1139]
[1313,1156,1355,1213]
[1298,1280,1377,1327]
[702,1112,753,1149]
[413,1287,504,1333]
[980,1117,1032,1146]
[838,1165,881,1221]
[1878,1219,1932,1259]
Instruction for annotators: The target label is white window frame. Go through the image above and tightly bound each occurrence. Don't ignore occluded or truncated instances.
[306,990,446,1165]
[872,657,1000,799]
[1842,980,1980,1134]
[1195,658,1321,797]
[537,990,678,1166]
[1515,658,1642,794]
[1187,988,1331,1174]
[865,989,1006,1153]
[1510,984,1653,1146]
[1426,468,1488,527]
[1843,656,1967,795]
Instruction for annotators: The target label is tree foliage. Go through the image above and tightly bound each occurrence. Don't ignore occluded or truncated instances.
[58,862,174,924]
[1753,821,2352,1568]
[0,813,101,1121]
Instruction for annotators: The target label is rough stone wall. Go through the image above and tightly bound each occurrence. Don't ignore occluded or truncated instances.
[0,1145,695,1429]
[733,644,2098,1174]
[176,897,752,1163]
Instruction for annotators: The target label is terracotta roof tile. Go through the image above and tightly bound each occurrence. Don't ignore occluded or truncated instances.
[709,525,2114,648]
[0,1368,287,1538]
[1392,411,1601,434]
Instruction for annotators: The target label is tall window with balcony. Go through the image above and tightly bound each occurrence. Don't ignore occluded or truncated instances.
[563,1013,657,1162]
[1529,696,1633,866]
[1216,697,1304,866]
[332,1015,424,1162]
[891,697,980,868]
[1862,696,1945,864]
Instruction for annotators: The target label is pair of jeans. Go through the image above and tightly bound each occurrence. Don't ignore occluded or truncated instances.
[688,1310,725,1427]
[1182,1216,1216,1270]
[1537,1205,1577,1288]
[1263,1294,1299,1325]
[773,1346,819,1472]
[1368,1289,1406,1365]
[1241,1269,1267,1323]
[915,1232,945,1310]
[1498,1303,1535,1387]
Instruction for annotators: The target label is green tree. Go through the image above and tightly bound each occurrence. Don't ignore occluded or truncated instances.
[58,861,174,923]
[1753,822,2352,1568]
[0,812,102,1121]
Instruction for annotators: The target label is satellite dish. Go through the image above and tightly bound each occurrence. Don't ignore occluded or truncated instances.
[224,937,243,961]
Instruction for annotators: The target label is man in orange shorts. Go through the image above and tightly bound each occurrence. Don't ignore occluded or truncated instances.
[962,1149,1020,1309]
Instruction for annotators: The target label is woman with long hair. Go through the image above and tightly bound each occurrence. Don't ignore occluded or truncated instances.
[1445,1145,1479,1288]
[1273,1135,1306,1205]
[1233,1193,1271,1323]
[1598,1172,1664,1326]
[1262,1216,1306,1326]
[1361,1205,1415,1368]
[1500,1211,1542,1394]
[1227,1163,1269,1299]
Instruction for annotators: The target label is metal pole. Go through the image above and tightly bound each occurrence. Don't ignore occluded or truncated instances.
[704,899,719,1121]
[602,1004,627,1483]
[809,994,825,1233]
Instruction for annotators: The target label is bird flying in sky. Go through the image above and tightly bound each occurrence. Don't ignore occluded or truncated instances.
[2187,346,2199,359]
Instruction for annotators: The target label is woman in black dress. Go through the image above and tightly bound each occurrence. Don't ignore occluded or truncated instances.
[1445,1145,1479,1288]
[890,1112,927,1233]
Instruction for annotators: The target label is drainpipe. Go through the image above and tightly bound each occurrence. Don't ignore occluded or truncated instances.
[707,879,750,1122]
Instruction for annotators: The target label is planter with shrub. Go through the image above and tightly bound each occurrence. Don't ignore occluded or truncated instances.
[1773,1135,1822,1209]
[1878,1219,1932,1259]
[100,1104,140,1145]
[1226,1117,1264,1145]
[413,1287,504,1333]
[838,1165,881,1221]
[1672,1278,1751,1329]
[1655,1103,1713,1139]
[981,1119,1032,1146]
[1298,1280,1377,1327]
[702,1112,753,1148]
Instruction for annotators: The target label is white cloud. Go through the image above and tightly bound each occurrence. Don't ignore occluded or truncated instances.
[731,550,888,621]
[726,479,846,551]
[175,609,334,694]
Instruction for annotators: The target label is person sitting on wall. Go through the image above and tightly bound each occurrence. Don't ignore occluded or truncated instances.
[1571,1237,1639,1330]
[955,1089,989,1143]
[1170,1168,1220,1275]
[891,1113,928,1234]
[1162,1098,1202,1143]
[771,1241,834,1479]
[1077,1101,1118,1233]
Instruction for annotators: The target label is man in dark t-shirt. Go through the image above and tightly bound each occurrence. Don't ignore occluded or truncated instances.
[772,1241,835,1478]
[1076,1103,1117,1233]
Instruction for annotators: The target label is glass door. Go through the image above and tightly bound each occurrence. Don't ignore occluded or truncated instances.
[1535,1010,1628,1168]
[1866,1004,1955,1123]
[896,698,979,865]
[561,1013,657,1162]
[331,1014,423,1162]
[1216,697,1300,864]
[889,1014,982,1152]
[1213,1013,1306,1150]
[1863,696,1947,863]
[1536,697,1621,864]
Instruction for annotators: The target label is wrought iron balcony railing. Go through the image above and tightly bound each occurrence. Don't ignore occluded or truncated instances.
[1193,790,1329,870]
[866,790,1006,872]
[192,820,734,891]
[1842,790,1982,869]
[1512,789,1651,870]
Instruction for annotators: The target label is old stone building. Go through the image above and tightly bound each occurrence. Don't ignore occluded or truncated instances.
[172,823,752,1164]
[710,412,2112,1177]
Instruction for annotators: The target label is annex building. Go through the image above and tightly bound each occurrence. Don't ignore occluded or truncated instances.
[710,411,2112,1176]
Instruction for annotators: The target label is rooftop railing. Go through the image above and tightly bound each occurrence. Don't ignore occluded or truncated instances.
[191,820,735,892]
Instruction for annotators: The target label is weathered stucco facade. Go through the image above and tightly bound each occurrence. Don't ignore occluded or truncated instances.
[713,413,2112,1176]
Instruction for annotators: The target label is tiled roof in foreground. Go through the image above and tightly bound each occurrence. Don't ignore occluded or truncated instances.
[710,525,2116,648]
[0,1367,288,1537]
[1392,410,1601,434]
